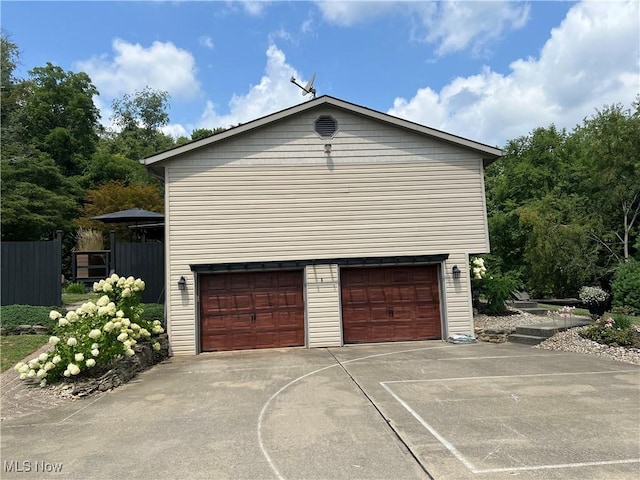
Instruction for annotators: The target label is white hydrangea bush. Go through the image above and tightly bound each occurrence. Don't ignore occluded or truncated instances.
[15,274,164,386]
[579,286,609,305]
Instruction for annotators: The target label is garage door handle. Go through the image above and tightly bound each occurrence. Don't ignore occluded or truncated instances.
[250,312,256,323]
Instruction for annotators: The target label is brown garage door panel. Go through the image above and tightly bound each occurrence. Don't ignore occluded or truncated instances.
[341,265,442,344]
[200,270,304,352]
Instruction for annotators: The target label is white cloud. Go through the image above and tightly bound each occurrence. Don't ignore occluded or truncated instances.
[388,0,640,147]
[161,123,189,139]
[418,1,530,56]
[199,35,214,50]
[196,44,313,130]
[75,39,201,100]
[315,1,530,56]
[314,0,398,27]
[239,1,270,16]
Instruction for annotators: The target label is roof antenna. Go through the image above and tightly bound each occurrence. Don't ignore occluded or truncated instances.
[290,73,316,98]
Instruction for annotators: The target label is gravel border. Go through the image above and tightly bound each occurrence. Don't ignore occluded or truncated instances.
[474,309,640,366]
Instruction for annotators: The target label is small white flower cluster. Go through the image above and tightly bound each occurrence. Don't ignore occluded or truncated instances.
[94,274,145,296]
[579,286,609,304]
[471,257,487,280]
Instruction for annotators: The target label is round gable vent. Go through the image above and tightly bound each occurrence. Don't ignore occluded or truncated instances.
[315,115,337,137]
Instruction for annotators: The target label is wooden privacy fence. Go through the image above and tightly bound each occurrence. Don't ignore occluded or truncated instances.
[1,231,63,306]
[71,232,165,304]
[113,241,165,304]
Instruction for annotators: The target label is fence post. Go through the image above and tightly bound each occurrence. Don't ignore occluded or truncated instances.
[55,230,63,305]
[109,230,116,275]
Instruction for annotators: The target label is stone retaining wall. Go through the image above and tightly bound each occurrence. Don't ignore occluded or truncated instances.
[474,326,512,343]
[63,334,169,397]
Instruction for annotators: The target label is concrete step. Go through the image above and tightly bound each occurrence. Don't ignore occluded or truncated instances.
[508,334,547,345]
[509,301,538,309]
[516,325,563,338]
[520,308,549,316]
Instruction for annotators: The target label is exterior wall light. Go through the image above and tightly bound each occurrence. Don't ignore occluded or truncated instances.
[452,265,461,279]
[178,276,187,291]
[324,144,332,154]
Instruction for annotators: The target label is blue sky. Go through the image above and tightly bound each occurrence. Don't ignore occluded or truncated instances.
[3,1,639,147]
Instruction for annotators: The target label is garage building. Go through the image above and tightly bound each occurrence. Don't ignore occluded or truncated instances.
[142,96,501,355]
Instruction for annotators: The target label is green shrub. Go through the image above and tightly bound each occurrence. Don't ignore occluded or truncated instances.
[140,303,165,327]
[63,282,86,294]
[480,273,519,314]
[580,315,639,347]
[612,260,640,315]
[0,305,61,335]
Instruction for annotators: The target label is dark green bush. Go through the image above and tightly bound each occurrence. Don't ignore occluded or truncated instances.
[140,303,165,327]
[580,315,639,347]
[0,305,61,335]
[63,282,86,294]
[611,260,640,315]
[479,273,519,314]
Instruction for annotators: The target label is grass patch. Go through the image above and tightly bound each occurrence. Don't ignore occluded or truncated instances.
[538,303,591,317]
[62,292,100,305]
[1,335,49,372]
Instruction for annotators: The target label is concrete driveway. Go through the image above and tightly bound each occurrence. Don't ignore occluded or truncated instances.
[1,341,639,480]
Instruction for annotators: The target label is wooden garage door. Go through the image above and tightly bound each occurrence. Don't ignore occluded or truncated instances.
[341,265,441,343]
[200,270,304,352]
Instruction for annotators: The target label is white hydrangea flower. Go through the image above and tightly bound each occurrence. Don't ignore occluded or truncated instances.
[28,359,40,369]
[19,373,28,380]
[130,323,140,331]
[86,358,96,368]
[140,328,151,338]
[38,353,49,362]
[91,349,100,357]
[52,355,62,364]
[91,343,99,349]
[67,337,77,347]
[44,362,55,371]
[112,321,122,330]
[19,363,30,374]
[122,288,132,298]
[27,369,36,378]
[116,310,124,318]
[97,295,110,307]
[68,363,81,375]
[103,321,114,332]
[102,282,113,293]
[121,318,131,327]
[88,329,101,340]
[14,362,25,372]
[152,342,161,351]
[49,336,60,345]
[39,379,47,387]
[74,353,84,362]
[123,340,132,348]
[36,369,46,379]
[49,310,62,320]
[117,276,126,287]
[93,281,101,292]
[63,370,71,377]
[117,332,129,342]
[133,279,145,291]
[125,348,135,357]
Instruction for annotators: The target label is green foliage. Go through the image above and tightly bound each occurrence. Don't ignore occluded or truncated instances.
[140,303,165,327]
[63,282,86,294]
[479,273,520,314]
[0,154,81,240]
[580,315,638,347]
[0,305,59,334]
[485,101,640,297]
[85,150,149,187]
[12,63,100,175]
[611,260,640,314]
[191,127,226,141]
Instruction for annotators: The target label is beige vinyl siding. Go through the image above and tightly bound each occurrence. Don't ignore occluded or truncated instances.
[442,253,474,336]
[164,107,489,354]
[305,264,342,348]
